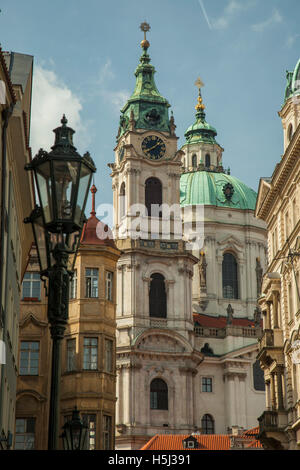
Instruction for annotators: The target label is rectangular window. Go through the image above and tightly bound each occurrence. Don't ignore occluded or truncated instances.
[202,377,213,392]
[19,342,39,375]
[83,414,96,450]
[105,272,113,301]
[15,418,35,450]
[67,339,76,372]
[70,270,77,299]
[85,268,99,298]
[104,339,113,373]
[103,415,112,450]
[22,272,41,300]
[83,338,98,370]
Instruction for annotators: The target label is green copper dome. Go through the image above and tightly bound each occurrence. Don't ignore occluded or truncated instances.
[180,170,257,210]
[284,58,300,103]
[117,38,171,140]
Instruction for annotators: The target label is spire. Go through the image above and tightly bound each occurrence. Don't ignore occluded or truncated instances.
[90,184,97,217]
[116,22,172,139]
[194,77,206,121]
[183,78,218,146]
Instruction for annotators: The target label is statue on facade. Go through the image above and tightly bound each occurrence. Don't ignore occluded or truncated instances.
[255,257,263,297]
[198,251,207,290]
[227,304,234,325]
[254,306,261,327]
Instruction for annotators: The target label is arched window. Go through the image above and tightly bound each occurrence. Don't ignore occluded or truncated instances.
[222,253,238,299]
[192,154,197,168]
[149,273,167,318]
[201,414,214,434]
[119,182,126,218]
[150,378,168,410]
[205,153,211,167]
[145,177,162,217]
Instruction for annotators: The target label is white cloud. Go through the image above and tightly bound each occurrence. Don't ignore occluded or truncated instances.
[252,8,283,32]
[212,0,255,30]
[30,65,89,155]
[96,59,130,114]
[286,34,300,48]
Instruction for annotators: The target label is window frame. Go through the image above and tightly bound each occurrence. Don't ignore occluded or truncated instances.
[150,378,168,410]
[19,341,40,376]
[22,272,41,301]
[85,268,99,298]
[201,414,215,434]
[15,417,36,450]
[69,269,77,300]
[222,252,239,299]
[201,376,213,393]
[66,338,76,372]
[105,271,113,302]
[83,337,98,371]
[103,414,112,450]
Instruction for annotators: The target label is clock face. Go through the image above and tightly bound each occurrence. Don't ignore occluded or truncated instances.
[141,135,166,160]
[118,144,125,162]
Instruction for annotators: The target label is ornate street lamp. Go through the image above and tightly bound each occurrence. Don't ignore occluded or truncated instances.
[24,116,96,450]
[61,407,88,450]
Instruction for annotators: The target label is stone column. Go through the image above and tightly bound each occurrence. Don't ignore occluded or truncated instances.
[270,372,276,410]
[272,291,279,329]
[266,301,272,329]
[276,368,284,410]
[239,375,247,429]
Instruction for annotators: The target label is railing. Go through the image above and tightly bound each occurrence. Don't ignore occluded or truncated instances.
[194,325,261,339]
[258,410,278,432]
[150,318,168,329]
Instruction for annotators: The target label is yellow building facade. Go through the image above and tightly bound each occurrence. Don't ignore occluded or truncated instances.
[16,187,120,449]
[256,59,300,450]
[0,48,34,449]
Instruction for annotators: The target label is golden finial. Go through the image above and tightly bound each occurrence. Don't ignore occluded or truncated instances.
[140,21,150,49]
[194,76,205,111]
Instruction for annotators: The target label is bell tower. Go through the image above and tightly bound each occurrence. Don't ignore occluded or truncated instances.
[109,24,203,450]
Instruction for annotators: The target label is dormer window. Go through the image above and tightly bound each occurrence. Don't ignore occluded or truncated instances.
[182,435,198,449]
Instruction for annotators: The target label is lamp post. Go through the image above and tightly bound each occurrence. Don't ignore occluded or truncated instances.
[24,116,96,450]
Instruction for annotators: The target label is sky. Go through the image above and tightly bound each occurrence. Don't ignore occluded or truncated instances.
[1,0,300,218]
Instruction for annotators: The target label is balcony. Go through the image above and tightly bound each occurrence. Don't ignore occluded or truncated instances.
[257,328,284,366]
[258,410,289,449]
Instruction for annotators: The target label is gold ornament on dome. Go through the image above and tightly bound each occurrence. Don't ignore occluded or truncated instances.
[140,21,151,48]
[194,76,206,111]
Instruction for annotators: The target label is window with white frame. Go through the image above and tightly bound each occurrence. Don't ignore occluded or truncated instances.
[85,268,99,298]
[69,270,77,299]
[22,272,41,300]
[105,272,113,301]
[82,414,96,450]
[83,337,98,370]
[19,341,40,375]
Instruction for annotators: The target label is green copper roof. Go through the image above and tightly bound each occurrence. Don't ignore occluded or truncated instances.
[284,58,300,103]
[180,170,257,210]
[183,88,219,146]
[117,41,171,139]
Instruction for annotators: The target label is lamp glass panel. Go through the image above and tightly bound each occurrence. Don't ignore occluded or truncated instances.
[32,214,49,272]
[74,164,91,225]
[53,160,79,220]
[36,162,53,224]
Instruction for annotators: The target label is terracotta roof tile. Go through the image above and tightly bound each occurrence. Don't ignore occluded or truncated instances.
[193,313,262,328]
[140,432,263,450]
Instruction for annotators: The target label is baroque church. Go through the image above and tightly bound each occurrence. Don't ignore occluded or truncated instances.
[109,26,267,450]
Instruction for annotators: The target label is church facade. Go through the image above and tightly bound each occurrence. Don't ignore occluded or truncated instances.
[110,26,267,450]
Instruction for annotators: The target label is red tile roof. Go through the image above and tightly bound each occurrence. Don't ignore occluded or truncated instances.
[193,313,262,328]
[140,432,263,450]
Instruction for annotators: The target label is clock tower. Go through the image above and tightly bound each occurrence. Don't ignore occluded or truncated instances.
[109,24,203,450]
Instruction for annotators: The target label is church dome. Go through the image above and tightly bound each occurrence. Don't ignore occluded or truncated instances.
[180,170,257,211]
[284,58,300,103]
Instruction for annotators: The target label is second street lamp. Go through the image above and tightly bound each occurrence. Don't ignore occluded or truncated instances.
[25,115,96,450]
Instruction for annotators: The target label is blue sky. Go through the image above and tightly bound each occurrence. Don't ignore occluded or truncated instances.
[1,0,300,216]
